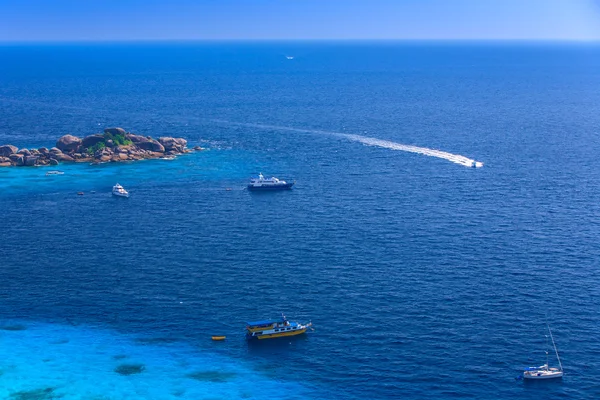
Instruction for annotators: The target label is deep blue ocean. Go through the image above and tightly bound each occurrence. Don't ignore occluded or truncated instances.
[1,41,600,399]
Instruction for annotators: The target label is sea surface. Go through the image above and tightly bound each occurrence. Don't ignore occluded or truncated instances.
[1,41,600,399]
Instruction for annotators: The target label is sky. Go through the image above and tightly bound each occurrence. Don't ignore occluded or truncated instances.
[1,0,600,42]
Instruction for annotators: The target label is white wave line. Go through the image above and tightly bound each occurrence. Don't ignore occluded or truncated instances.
[208,119,484,168]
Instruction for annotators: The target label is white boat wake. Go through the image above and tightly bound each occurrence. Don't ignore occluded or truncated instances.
[0,98,483,168]
[209,119,484,168]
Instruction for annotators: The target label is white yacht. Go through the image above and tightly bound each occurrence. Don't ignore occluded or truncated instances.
[247,173,294,190]
[45,170,64,176]
[112,183,129,198]
[523,364,563,380]
[523,325,563,380]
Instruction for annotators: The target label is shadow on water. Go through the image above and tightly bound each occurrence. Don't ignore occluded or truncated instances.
[246,189,295,196]
[246,334,310,355]
[522,378,565,393]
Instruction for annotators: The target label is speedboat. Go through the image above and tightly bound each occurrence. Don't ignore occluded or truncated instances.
[45,170,64,176]
[246,313,312,340]
[247,173,294,190]
[112,183,129,198]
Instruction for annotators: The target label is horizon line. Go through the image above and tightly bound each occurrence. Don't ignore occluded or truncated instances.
[2,38,600,45]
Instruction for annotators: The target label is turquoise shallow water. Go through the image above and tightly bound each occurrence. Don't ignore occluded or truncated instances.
[1,42,600,399]
[0,321,312,399]
[0,149,252,196]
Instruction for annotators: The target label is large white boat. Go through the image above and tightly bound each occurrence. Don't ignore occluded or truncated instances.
[522,325,563,380]
[247,173,294,190]
[112,183,129,198]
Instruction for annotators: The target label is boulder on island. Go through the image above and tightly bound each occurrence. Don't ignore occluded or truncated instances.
[104,127,127,136]
[0,145,18,157]
[56,135,82,152]
[158,137,187,152]
[24,156,38,166]
[9,154,24,166]
[125,133,150,144]
[136,140,165,153]
[81,134,105,149]
[53,153,75,162]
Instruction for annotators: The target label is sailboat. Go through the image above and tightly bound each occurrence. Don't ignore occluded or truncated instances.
[523,324,563,380]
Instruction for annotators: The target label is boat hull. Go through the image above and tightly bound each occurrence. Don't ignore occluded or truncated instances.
[247,327,307,340]
[523,371,563,380]
[247,183,294,190]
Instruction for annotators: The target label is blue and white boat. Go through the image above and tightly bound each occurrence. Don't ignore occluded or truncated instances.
[246,313,312,340]
[247,173,294,190]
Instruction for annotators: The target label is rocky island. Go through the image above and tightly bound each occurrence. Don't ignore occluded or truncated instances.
[0,127,203,167]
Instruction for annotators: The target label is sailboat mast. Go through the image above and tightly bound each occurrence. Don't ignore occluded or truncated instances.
[547,324,563,371]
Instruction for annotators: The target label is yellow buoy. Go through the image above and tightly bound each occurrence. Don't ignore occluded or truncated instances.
[212,336,226,341]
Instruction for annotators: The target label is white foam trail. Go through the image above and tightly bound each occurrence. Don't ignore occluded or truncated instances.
[209,119,483,168]
[341,134,484,168]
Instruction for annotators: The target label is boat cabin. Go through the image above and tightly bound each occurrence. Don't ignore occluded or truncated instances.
[246,317,290,333]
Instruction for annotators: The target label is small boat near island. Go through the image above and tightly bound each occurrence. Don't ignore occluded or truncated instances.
[247,173,294,190]
[112,183,129,198]
[45,170,64,176]
[522,324,563,380]
[246,313,312,340]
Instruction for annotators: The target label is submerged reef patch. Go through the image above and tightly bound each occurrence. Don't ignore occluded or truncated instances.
[135,336,182,345]
[9,387,61,400]
[48,339,69,345]
[114,363,145,376]
[0,324,27,331]
[186,370,237,383]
